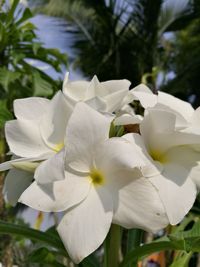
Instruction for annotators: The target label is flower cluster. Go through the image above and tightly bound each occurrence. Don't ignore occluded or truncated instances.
[1,74,200,263]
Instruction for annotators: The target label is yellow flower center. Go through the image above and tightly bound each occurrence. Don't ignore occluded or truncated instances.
[89,169,105,186]
[53,142,64,153]
[149,149,167,163]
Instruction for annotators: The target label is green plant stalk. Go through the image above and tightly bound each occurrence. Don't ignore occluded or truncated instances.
[126,229,143,267]
[127,229,143,251]
[104,224,121,267]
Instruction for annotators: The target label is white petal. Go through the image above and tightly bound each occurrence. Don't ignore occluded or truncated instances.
[102,80,130,112]
[114,114,143,126]
[128,84,157,108]
[14,97,49,120]
[34,149,65,184]
[63,72,89,102]
[123,133,163,177]
[149,163,197,225]
[19,171,91,212]
[93,78,131,112]
[57,186,113,263]
[65,102,112,172]
[140,109,199,154]
[0,155,49,172]
[40,91,72,149]
[104,89,130,112]
[101,79,130,96]
[165,146,200,190]
[192,107,200,127]
[112,176,168,232]
[3,169,33,206]
[85,75,100,99]
[156,91,194,126]
[85,96,107,111]
[140,109,176,147]
[5,120,52,158]
[94,137,145,175]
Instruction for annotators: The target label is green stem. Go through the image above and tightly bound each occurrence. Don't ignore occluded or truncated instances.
[126,229,143,267]
[104,224,121,267]
[127,229,143,251]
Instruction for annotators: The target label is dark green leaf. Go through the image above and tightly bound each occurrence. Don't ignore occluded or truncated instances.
[0,220,66,256]
[0,68,21,92]
[169,252,192,267]
[6,0,20,24]
[79,253,100,267]
[0,100,12,128]
[28,247,66,267]
[16,8,33,26]
[120,241,177,267]
[33,71,53,97]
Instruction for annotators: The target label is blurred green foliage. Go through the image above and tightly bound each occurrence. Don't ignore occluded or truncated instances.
[0,0,67,128]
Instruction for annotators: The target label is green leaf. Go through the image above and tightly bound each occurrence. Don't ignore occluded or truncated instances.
[0,220,66,256]
[16,8,33,26]
[169,220,200,252]
[0,101,12,128]
[0,68,21,92]
[79,254,100,267]
[33,42,42,55]
[0,21,7,52]
[120,241,177,267]
[169,252,192,267]
[33,71,53,97]
[28,247,66,267]
[6,0,20,24]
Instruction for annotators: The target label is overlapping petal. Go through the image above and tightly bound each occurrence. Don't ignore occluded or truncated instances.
[40,91,72,149]
[14,97,49,120]
[140,109,200,154]
[34,149,65,184]
[3,169,33,206]
[5,119,52,158]
[65,102,112,172]
[63,73,130,112]
[156,91,194,127]
[0,156,46,172]
[19,171,91,212]
[128,84,157,108]
[149,163,197,225]
[112,175,169,232]
[57,186,113,263]
[94,137,146,175]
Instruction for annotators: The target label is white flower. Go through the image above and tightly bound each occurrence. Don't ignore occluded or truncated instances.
[0,91,72,204]
[63,73,131,112]
[126,83,158,108]
[114,104,143,126]
[114,84,156,126]
[124,108,199,225]
[19,103,169,263]
[116,83,195,128]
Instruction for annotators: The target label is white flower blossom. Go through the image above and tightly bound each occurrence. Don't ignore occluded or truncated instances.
[124,108,200,225]
[63,73,131,112]
[0,91,72,204]
[19,103,169,263]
